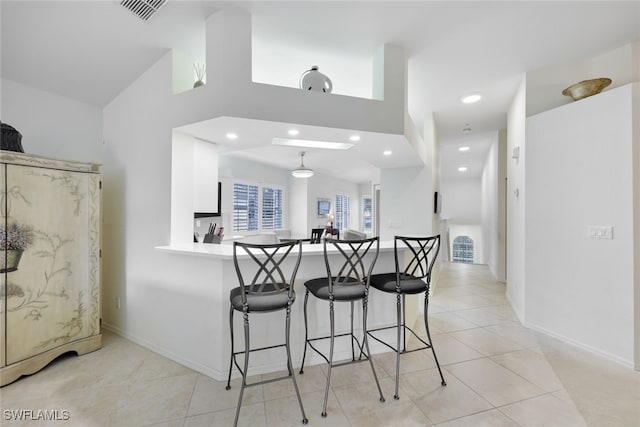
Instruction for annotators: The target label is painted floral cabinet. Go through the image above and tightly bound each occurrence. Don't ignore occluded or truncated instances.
[0,151,101,386]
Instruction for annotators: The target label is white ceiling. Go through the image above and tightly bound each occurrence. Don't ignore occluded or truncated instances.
[2,1,639,182]
[175,116,423,183]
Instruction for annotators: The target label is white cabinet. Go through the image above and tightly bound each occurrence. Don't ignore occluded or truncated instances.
[0,151,101,386]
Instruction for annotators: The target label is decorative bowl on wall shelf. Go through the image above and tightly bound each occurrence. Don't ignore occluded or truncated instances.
[562,78,612,101]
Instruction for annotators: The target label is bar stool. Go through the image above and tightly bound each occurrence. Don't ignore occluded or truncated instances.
[226,240,307,426]
[299,237,385,417]
[367,235,446,400]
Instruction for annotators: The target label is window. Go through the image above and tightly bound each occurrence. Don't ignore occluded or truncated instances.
[233,183,284,232]
[335,194,350,231]
[362,197,372,230]
[452,236,474,263]
[262,187,283,230]
[233,183,259,231]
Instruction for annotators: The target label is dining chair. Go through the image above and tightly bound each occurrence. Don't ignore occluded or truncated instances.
[310,228,324,244]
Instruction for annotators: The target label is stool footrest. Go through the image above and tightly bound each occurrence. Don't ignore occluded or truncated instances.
[231,342,287,379]
[232,342,286,356]
[367,324,432,354]
[244,373,295,388]
[305,332,368,366]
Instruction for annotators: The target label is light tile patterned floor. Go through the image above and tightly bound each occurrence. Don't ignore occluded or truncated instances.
[2,262,639,426]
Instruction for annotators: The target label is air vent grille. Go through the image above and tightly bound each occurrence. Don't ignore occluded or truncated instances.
[120,0,167,21]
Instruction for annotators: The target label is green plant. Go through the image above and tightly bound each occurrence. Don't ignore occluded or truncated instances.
[0,222,34,251]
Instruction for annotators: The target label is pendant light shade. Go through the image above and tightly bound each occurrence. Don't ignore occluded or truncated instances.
[291,151,314,178]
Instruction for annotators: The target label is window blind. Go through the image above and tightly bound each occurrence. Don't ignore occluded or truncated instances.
[335,194,350,231]
[233,183,259,231]
[262,187,283,230]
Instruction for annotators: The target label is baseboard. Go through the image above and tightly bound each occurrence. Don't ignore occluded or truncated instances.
[101,322,395,381]
[506,291,524,323]
[102,322,228,381]
[523,320,636,370]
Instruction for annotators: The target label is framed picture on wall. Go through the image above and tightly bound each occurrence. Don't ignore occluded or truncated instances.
[317,198,330,217]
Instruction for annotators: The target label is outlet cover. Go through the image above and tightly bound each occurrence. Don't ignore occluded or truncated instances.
[588,225,613,240]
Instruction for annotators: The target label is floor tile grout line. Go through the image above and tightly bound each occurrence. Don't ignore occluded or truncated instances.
[183,372,201,421]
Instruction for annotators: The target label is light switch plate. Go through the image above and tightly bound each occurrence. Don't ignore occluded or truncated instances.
[588,225,614,240]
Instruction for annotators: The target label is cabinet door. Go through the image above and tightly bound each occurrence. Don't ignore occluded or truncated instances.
[4,165,100,364]
[1,162,5,368]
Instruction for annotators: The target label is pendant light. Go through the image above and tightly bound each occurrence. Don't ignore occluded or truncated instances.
[291,151,314,178]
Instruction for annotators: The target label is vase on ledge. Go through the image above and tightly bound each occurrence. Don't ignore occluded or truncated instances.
[299,66,333,93]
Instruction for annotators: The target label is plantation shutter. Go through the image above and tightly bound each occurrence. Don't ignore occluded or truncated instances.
[233,183,259,231]
[262,187,283,230]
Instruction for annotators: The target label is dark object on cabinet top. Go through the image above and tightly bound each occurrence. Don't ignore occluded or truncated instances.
[1,122,25,153]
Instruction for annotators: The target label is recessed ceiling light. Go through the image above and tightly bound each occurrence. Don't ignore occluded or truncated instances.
[461,94,482,104]
[349,135,361,141]
[458,167,468,172]
[288,129,299,136]
[459,146,470,152]
[272,137,354,150]
[383,150,392,156]
[226,133,238,140]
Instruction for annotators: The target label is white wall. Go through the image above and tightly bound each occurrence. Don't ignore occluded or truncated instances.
[288,176,308,239]
[1,79,103,164]
[379,166,434,240]
[506,76,527,321]
[102,53,176,345]
[481,130,507,281]
[305,171,360,232]
[220,154,290,188]
[633,83,640,370]
[440,178,482,225]
[423,112,441,235]
[525,84,637,368]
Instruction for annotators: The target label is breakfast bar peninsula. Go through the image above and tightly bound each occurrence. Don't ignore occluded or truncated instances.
[155,240,406,381]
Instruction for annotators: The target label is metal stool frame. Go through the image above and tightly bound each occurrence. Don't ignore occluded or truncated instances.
[226,240,307,426]
[367,235,446,400]
[299,237,385,417]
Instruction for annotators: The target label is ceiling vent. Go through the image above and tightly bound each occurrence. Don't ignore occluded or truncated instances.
[120,0,167,21]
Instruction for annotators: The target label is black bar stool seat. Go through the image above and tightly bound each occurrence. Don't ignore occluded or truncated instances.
[229,283,294,311]
[303,276,364,301]
[370,273,427,294]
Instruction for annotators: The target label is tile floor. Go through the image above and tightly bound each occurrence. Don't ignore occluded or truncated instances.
[2,262,639,426]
